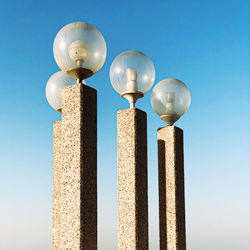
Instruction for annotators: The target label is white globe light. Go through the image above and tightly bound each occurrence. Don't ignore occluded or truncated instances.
[109,50,155,108]
[45,71,85,112]
[53,22,107,81]
[151,78,191,126]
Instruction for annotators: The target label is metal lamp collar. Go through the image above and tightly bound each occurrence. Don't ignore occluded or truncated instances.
[161,114,180,126]
[121,91,144,108]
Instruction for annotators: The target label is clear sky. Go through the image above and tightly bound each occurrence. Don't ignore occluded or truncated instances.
[0,0,249,249]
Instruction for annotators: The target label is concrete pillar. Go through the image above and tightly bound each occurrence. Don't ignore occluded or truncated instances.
[117,108,148,250]
[57,83,97,249]
[157,126,186,250]
[52,121,61,249]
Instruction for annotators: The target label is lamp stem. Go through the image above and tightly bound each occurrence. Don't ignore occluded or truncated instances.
[77,79,87,85]
[76,59,83,68]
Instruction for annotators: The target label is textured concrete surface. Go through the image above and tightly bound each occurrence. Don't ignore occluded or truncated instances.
[157,126,186,250]
[117,108,148,250]
[59,83,97,250]
[52,121,61,250]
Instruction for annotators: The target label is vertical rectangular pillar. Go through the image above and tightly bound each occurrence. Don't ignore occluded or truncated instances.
[52,121,61,250]
[157,126,186,250]
[117,108,148,250]
[60,83,97,249]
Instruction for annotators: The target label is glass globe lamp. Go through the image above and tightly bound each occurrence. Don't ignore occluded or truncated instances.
[53,22,107,82]
[151,78,191,126]
[46,71,85,112]
[109,50,155,108]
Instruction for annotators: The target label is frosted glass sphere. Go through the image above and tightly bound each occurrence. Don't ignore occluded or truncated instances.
[151,78,191,125]
[46,71,84,112]
[53,22,107,80]
[109,50,155,96]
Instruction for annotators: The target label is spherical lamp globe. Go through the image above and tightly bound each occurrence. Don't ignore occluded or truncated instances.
[46,71,85,112]
[109,50,155,108]
[151,78,191,126]
[53,22,107,82]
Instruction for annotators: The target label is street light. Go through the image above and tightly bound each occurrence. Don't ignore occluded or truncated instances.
[109,50,155,108]
[46,71,85,112]
[110,50,155,249]
[49,21,106,250]
[53,21,107,83]
[152,78,191,249]
[151,78,191,126]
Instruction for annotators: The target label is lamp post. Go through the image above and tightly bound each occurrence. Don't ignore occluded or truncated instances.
[151,78,191,250]
[46,21,106,250]
[110,50,155,250]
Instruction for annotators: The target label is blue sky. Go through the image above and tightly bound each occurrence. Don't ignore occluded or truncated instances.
[0,0,249,249]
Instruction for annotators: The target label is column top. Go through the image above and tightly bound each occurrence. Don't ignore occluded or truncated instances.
[157,126,183,133]
[63,82,97,93]
[117,107,146,114]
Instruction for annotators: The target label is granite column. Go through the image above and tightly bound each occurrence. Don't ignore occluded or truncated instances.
[52,121,62,249]
[52,83,97,250]
[117,108,148,250]
[157,126,186,250]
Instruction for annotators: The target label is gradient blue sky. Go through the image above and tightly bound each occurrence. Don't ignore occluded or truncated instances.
[0,0,249,249]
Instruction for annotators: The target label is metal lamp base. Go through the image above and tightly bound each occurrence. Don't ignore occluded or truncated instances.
[67,67,94,80]
[161,114,180,126]
[121,91,144,108]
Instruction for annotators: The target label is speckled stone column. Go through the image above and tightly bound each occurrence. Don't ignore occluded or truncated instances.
[117,108,148,250]
[52,121,61,250]
[60,83,97,250]
[157,126,186,250]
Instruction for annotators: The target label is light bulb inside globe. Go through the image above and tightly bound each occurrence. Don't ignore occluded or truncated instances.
[166,92,175,112]
[160,91,180,125]
[68,40,90,67]
[151,78,191,126]
[126,68,138,92]
[121,68,143,108]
